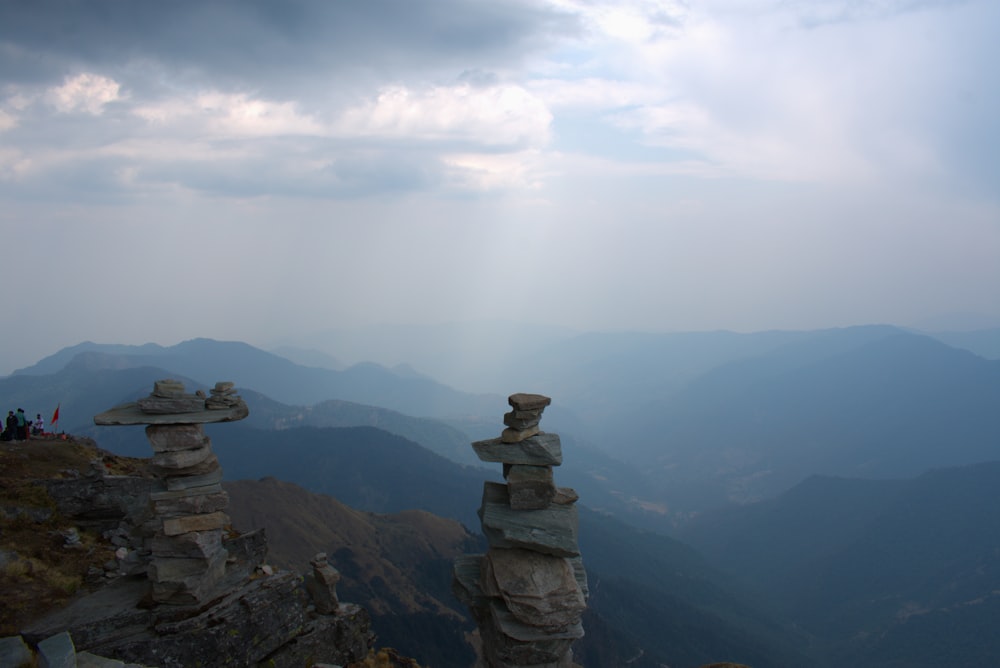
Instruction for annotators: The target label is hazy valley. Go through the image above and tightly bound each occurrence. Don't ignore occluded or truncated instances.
[3,323,999,667]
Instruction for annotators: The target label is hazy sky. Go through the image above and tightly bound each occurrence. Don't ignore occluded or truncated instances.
[2,0,998,375]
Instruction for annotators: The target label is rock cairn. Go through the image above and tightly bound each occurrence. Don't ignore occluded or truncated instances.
[94,379,249,606]
[306,552,342,614]
[453,393,587,668]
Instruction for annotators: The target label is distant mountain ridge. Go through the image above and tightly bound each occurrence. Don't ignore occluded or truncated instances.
[680,460,1000,667]
[12,338,504,419]
[607,328,1000,511]
[219,436,811,668]
[6,326,1000,523]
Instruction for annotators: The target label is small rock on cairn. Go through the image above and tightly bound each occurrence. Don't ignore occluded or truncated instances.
[453,393,588,668]
[94,379,249,606]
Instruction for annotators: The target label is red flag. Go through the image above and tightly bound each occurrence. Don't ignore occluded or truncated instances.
[51,404,60,425]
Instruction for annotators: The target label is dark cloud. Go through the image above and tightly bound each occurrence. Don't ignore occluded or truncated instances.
[0,0,577,94]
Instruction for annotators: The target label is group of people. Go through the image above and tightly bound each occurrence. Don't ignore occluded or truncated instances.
[1,408,44,441]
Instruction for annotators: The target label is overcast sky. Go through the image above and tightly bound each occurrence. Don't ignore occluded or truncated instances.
[2,0,998,375]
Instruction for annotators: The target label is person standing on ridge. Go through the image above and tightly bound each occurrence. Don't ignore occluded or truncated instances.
[32,413,44,436]
[2,411,13,441]
[15,408,27,441]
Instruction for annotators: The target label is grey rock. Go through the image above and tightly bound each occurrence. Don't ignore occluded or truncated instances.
[501,425,541,443]
[479,482,580,557]
[76,651,126,667]
[150,530,223,559]
[306,555,342,614]
[150,444,213,471]
[137,395,206,414]
[503,408,545,430]
[568,556,589,600]
[93,401,248,426]
[144,425,208,453]
[149,485,225,505]
[483,549,585,631]
[552,487,579,506]
[452,554,487,607]
[37,631,75,668]
[472,433,563,467]
[480,599,580,666]
[163,466,223,492]
[506,465,556,510]
[149,550,227,605]
[507,393,552,412]
[152,380,186,397]
[0,635,33,668]
[162,511,228,536]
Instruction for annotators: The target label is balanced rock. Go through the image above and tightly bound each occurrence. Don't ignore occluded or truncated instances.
[473,433,563,467]
[507,393,551,412]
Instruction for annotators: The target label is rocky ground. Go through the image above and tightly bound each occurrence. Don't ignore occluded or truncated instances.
[0,436,419,667]
[0,437,150,636]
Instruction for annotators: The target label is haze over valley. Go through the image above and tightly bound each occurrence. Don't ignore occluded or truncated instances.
[3,322,1000,666]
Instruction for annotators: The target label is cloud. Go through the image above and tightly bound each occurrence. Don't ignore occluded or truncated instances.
[47,73,122,114]
[334,82,552,148]
[133,92,324,138]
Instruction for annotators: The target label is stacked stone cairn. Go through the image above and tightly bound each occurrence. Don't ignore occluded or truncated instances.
[95,379,249,607]
[306,552,342,614]
[453,393,588,668]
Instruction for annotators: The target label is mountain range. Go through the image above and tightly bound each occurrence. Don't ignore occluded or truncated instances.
[4,326,1000,665]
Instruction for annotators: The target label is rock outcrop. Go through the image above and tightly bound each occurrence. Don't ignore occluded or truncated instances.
[454,393,587,668]
[14,380,373,667]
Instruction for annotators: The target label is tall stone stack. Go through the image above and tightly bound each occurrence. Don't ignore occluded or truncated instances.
[95,379,249,606]
[453,393,587,668]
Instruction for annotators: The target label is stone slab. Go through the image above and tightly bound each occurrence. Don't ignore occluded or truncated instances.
[150,445,213,471]
[503,410,544,430]
[506,465,556,510]
[145,424,208,452]
[479,483,579,557]
[508,393,551,411]
[472,433,562,467]
[0,636,33,668]
[162,511,229,536]
[483,549,585,631]
[163,467,223,492]
[137,396,206,414]
[151,530,224,559]
[501,425,540,443]
[452,554,487,607]
[149,484,224,503]
[94,401,248,426]
[37,630,75,668]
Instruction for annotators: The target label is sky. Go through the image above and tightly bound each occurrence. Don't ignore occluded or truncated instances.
[2,0,999,375]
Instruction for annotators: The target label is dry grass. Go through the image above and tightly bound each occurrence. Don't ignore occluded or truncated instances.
[348,647,423,668]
